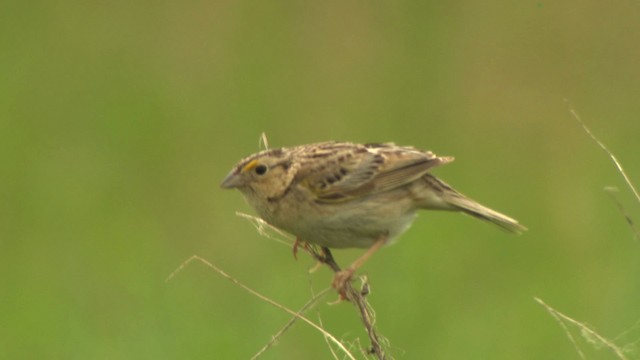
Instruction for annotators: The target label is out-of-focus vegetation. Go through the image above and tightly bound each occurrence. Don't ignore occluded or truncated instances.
[1,1,639,359]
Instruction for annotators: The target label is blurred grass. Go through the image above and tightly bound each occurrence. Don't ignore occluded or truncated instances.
[1,0,639,359]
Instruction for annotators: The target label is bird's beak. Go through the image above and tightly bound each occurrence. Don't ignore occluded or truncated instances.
[220,171,244,189]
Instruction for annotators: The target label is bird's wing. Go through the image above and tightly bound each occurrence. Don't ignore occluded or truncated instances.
[295,142,453,203]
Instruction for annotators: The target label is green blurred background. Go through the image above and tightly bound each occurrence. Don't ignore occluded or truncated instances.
[2,1,639,359]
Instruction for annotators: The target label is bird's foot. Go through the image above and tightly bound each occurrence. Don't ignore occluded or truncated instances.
[292,237,307,260]
[332,267,355,300]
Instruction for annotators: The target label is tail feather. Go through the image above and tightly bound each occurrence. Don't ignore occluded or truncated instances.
[421,174,527,234]
[445,195,527,234]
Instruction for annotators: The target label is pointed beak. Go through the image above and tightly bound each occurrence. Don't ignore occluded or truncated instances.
[220,171,244,189]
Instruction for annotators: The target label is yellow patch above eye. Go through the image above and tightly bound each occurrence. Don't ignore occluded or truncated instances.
[242,159,259,173]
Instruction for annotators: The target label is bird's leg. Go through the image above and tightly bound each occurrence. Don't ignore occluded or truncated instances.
[319,247,341,272]
[332,236,386,297]
[293,237,316,263]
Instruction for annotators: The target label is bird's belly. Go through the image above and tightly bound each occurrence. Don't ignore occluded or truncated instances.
[277,199,418,249]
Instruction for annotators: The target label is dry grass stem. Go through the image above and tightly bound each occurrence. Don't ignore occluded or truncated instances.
[314,305,343,360]
[568,102,640,204]
[166,255,357,360]
[535,297,630,360]
[252,287,333,360]
[307,246,390,360]
[613,319,640,356]
[236,212,390,359]
[614,318,640,342]
[307,280,342,360]
[570,105,640,240]
[236,211,294,248]
[259,132,270,151]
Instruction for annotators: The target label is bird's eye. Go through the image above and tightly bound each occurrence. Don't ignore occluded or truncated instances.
[254,164,268,175]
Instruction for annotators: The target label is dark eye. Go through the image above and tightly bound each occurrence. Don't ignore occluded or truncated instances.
[254,164,268,175]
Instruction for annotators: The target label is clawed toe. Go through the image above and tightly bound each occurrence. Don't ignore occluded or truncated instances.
[292,237,302,259]
[332,268,355,298]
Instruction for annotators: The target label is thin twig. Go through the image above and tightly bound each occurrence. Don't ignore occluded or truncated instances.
[311,246,389,360]
[613,318,640,343]
[535,297,586,359]
[166,255,357,360]
[568,101,640,204]
[235,211,293,248]
[569,102,640,240]
[535,297,630,360]
[310,281,342,360]
[613,318,640,356]
[237,211,390,359]
[259,132,270,151]
[252,287,333,360]
[318,314,342,360]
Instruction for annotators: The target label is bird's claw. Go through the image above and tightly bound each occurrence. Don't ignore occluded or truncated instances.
[332,268,355,300]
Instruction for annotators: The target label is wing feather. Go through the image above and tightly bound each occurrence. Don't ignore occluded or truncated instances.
[294,142,453,203]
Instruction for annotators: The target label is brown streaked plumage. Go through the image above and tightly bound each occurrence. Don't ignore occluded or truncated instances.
[221,141,526,292]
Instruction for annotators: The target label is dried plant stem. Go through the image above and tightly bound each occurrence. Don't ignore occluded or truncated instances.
[569,102,639,239]
[235,211,292,247]
[312,246,388,360]
[259,132,270,151]
[251,286,333,360]
[166,255,357,360]
[535,297,629,360]
[237,212,390,359]
[568,102,640,204]
[315,303,343,360]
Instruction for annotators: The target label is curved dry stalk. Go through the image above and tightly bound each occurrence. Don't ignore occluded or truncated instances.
[251,287,333,360]
[237,212,390,359]
[535,297,630,360]
[235,211,293,247]
[568,101,640,204]
[259,132,270,151]
[167,255,357,360]
[307,246,389,360]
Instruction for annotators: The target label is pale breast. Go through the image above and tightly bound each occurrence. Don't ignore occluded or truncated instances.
[264,186,419,248]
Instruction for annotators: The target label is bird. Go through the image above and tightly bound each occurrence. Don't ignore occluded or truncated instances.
[221,141,525,294]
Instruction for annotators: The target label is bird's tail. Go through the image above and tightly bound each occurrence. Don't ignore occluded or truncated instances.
[421,174,527,234]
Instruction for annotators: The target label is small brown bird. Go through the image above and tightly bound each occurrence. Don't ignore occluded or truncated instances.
[221,141,525,292]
